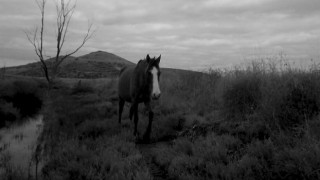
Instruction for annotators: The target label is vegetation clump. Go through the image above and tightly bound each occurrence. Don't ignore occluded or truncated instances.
[0,79,44,127]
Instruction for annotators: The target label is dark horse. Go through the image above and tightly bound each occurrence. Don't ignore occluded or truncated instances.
[118,54,161,141]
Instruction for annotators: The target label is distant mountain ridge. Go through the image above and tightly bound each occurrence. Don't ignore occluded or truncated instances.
[6,51,135,78]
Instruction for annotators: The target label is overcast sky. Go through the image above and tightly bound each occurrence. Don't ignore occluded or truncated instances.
[0,0,319,70]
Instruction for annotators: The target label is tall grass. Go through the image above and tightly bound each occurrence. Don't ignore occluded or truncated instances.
[151,59,320,180]
[23,57,320,180]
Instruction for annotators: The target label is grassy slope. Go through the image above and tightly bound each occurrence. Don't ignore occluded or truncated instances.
[2,60,320,180]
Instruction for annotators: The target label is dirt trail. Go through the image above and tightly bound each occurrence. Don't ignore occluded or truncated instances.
[137,141,171,180]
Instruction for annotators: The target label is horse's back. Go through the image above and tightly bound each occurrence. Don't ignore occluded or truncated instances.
[118,67,134,102]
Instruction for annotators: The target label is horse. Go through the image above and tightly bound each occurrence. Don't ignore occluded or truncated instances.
[118,54,161,141]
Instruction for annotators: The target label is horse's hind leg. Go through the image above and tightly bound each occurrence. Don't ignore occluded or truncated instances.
[132,103,139,136]
[118,98,125,124]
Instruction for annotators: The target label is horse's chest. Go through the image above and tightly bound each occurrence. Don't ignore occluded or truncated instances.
[137,93,149,103]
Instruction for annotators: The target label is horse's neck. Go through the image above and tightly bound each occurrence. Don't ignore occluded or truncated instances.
[132,68,147,89]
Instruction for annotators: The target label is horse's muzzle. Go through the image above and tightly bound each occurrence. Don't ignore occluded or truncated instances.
[152,93,161,100]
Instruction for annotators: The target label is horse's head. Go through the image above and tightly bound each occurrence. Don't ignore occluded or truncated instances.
[145,54,161,100]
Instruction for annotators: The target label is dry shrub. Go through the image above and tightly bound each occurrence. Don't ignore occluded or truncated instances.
[260,71,320,129]
[222,71,262,119]
[71,80,96,94]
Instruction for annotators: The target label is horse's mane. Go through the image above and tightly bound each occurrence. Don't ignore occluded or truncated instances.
[137,59,144,65]
[136,59,147,69]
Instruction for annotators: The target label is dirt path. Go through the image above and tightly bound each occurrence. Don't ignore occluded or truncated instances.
[137,141,171,180]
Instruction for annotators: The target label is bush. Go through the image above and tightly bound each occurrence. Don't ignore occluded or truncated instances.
[222,72,261,119]
[71,80,96,95]
[260,72,320,129]
[9,92,42,118]
[277,75,319,128]
[220,65,320,130]
[151,113,185,142]
[0,101,20,127]
[0,79,43,125]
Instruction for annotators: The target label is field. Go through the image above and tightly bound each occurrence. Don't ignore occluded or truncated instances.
[1,59,320,180]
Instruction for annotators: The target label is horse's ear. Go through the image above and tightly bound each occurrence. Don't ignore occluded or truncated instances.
[155,55,161,65]
[146,54,151,63]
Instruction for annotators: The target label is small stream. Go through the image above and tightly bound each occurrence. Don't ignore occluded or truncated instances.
[0,115,43,177]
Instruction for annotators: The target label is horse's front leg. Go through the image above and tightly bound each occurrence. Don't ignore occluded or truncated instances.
[130,102,139,136]
[143,101,153,142]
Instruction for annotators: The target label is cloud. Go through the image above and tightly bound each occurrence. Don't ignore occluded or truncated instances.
[0,0,319,69]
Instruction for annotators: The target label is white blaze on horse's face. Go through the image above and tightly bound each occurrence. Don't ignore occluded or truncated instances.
[151,67,161,100]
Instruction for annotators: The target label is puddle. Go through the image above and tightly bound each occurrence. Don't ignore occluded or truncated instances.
[0,115,43,176]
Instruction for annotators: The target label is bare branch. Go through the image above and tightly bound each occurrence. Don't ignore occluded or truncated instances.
[26,0,93,83]
[59,7,75,50]
[25,29,41,60]
[60,23,93,63]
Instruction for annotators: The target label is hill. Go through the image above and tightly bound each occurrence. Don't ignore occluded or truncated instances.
[5,51,199,79]
[6,51,135,78]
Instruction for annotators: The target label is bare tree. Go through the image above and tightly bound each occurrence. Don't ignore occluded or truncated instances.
[26,0,93,84]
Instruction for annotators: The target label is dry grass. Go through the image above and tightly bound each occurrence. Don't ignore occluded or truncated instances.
[2,57,320,179]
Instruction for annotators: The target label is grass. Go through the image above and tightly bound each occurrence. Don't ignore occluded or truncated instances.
[2,57,320,179]
[36,78,152,180]
[150,60,320,180]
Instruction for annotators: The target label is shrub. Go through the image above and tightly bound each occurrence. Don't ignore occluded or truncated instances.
[277,75,319,128]
[0,79,43,125]
[152,145,178,168]
[0,101,20,127]
[260,72,320,129]
[10,92,42,118]
[151,113,185,142]
[71,80,96,95]
[222,72,261,119]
